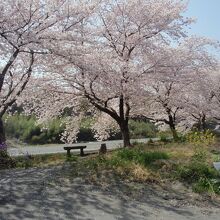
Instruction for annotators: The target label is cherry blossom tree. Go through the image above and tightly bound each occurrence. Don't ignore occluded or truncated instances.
[0,0,96,145]
[22,0,195,147]
[183,78,215,131]
[205,69,220,124]
[21,0,219,147]
[143,38,219,139]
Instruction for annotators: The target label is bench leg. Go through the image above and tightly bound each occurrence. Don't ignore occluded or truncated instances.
[67,149,71,157]
[80,148,84,157]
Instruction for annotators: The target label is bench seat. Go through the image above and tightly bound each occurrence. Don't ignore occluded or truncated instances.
[64,146,87,157]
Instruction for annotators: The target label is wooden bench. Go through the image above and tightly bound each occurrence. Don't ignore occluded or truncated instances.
[64,146,87,157]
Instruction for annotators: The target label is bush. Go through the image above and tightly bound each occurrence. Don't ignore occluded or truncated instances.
[0,150,16,169]
[193,178,220,194]
[77,127,95,142]
[129,120,158,138]
[184,130,216,163]
[158,131,172,143]
[177,161,220,195]
[178,162,218,183]
[4,114,64,144]
[186,130,215,147]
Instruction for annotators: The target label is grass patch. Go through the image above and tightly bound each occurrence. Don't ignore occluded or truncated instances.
[14,153,67,168]
[75,147,170,183]
[116,148,169,166]
[82,155,155,183]
[175,161,220,195]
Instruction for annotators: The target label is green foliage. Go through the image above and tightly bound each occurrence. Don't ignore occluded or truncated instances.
[4,114,64,144]
[157,131,172,143]
[213,154,220,162]
[193,178,220,194]
[177,162,218,183]
[115,148,169,167]
[176,161,220,195]
[84,155,128,171]
[159,134,169,143]
[186,130,215,147]
[174,131,220,195]
[77,127,95,142]
[0,150,16,169]
[83,147,169,173]
[129,120,158,138]
[185,130,216,162]
[66,155,78,163]
[4,114,159,145]
[15,153,67,168]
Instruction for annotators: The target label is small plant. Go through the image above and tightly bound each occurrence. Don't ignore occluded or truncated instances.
[186,130,215,162]
[160,134,169,143]
[0,142,7,151]
[66,155,78,163]
[148,138,154,145]
[129,163,150,182]
[176,161,220,195]
[24,153,33,169]
[186,130,215,147]
[193,178,220,195]
[0,149,16,169]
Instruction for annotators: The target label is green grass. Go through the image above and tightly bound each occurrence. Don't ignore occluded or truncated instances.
[14,153,67,168]
[174,161,220,195]
[116,148,169,166]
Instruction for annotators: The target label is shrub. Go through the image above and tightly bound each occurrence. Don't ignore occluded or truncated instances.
[0,150,16,169]
[4,114,64,144]
[77,127,95,142]
[186,130,216,162]
[129,120,158,138]
[177,162,218,183]
[176,161,220,195]
[158,132,171,143]
[186,130,215,147]
[193,178,220,194]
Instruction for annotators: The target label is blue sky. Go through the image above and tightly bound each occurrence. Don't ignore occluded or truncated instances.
[185,0,220,41]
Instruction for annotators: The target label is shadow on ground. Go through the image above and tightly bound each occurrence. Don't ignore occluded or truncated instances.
[0,165,219,220]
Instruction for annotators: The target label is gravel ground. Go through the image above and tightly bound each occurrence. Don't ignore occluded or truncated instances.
[0,165,220,220]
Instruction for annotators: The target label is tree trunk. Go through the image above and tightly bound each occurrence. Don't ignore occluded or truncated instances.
[119,120,131,147]
[168,119,178,141]
[170,125,178,141]
[201,114,206,132]
[0,118,5,144]
[167,111,178,141]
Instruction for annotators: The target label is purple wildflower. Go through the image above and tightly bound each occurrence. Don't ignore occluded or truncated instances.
[0,142,7,151]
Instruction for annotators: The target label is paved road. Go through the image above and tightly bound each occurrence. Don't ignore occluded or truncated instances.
[8,138,156,156]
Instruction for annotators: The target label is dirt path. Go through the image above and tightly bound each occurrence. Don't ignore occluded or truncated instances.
[0,166,219,220]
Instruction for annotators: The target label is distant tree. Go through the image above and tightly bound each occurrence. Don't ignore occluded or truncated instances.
[142,38,218,139]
